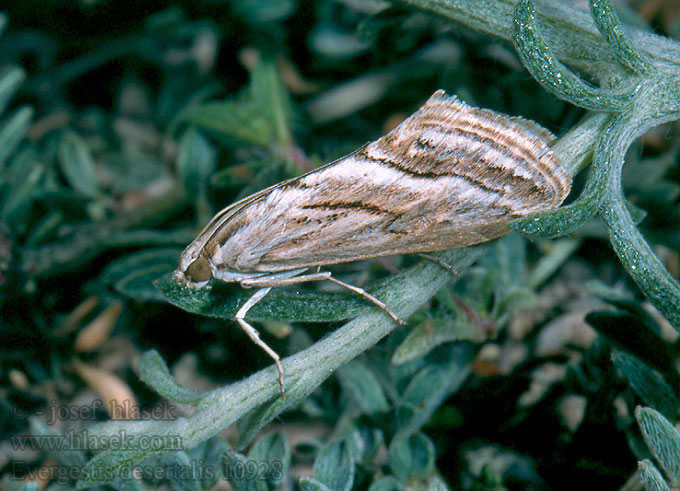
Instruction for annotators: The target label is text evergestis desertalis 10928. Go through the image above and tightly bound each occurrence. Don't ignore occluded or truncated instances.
[174,89,572,397]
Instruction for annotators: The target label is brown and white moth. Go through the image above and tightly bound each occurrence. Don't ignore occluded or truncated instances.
[174,90,572,397]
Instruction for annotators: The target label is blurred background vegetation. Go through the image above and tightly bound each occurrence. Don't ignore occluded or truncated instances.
[1,0,680,490]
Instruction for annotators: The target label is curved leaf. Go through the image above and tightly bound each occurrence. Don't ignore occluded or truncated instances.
[589,0,651,74]
[513,0,635,111]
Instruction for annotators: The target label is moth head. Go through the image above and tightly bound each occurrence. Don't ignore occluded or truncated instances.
[174,252,213,288]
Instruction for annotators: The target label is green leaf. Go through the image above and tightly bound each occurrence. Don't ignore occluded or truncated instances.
[58,131,101,198]
[586,311,676,381]
[186,436,231,487]
[177,127,216,204]
[299,477,332,491]
[248,432,290,489]
[587,280,665,333]
[184,99,272,147]
[391,317,483,365]
[22,229,189,279]
[137,350,206,404]
[526,239,580,289]
[398,346,473,434]
[337,361,390,414]
[368,476,403,491]
[510,195,598,238]
[636,407,680,482]
[0,67,25,116]
[388,432,435,481]
[77,450,135,488]
[210,160,269,188]
[184,57,291,152]
[156,452,203,491]
[101,248,182,302]
[512,0,635,111]
[236,398,291,450]
[494,286,537,318]
[587,279,636,304]
[230,0,295,24]
[25,210,63,246]
[28,418,86,467]
[638,460,671,491]
[248,58,291,146]
[0,106,33,170]
[111,478,147,491]
[1,157,44,229]
[341,421,384,464]
[626,200,648,225]
[611,352,679,421]
[102,229,194,249]
[0,12,7,37]
[223,451,269,491]
[101,248,182,286]
[479,234,526,292]
[154,271,371,322]
[116,264,177,302]
[235,360,344,449]
[313,441,355,491]
[426,476,450,491]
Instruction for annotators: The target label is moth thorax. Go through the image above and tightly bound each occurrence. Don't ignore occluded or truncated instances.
[185,257,212,282]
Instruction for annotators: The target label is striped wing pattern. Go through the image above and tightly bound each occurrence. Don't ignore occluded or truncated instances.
[193,90,571,273]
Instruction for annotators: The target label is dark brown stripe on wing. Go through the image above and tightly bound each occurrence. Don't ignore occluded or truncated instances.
[371,127,550,202]
[417,122,543,172]
[302,200,395,215]
[415,100,548,156]
[421,112,544,162]
[397,122,560,204]
[408,137,544,197]
[353,147,505,197]
[448,117,568,197]
[413,110,569,200]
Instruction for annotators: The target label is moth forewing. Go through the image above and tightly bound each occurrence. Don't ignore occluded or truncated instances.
[175,89,572,397]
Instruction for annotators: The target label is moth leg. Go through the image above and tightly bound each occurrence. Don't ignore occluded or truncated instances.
[325,276,405,325]
[415,253,460,277]
[241,272,331,288]
[235,287,286,398]
[243,272,405,325]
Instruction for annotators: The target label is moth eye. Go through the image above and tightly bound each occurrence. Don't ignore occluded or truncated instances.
[186,258,212,282]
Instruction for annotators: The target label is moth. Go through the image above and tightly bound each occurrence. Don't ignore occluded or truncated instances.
[174,90,572,397]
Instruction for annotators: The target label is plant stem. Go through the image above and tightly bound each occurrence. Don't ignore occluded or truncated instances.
[396,0,680,82]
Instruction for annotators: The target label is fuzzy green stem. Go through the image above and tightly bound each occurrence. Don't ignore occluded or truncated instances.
[77,247,485,486]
